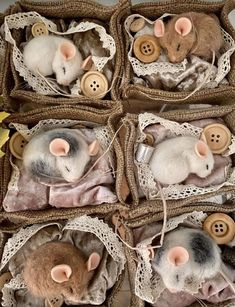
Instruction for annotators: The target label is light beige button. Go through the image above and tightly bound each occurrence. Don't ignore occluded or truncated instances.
[144,133,154,146]
[133,35,161,63]
[81,71,108,99]
[9,132,28,160]
[45,296,63,307]
[203,213,235,245]
[130,17,146,32]
[202,123,231,154]
[32,22,49,37]
[0,272,12,291]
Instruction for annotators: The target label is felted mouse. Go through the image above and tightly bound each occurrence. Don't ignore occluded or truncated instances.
[152,228,221,293]
[23,35,83,86]
[154,12,222,63]
[149,136,214,185]
[23,241,101,302]
[23,128,100,184]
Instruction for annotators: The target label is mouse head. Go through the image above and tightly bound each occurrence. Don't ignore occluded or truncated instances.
[186,139,214,178]
[50,252,101,302]
[152,229,221,293]
[154,17,195,63]
[48,134,99,183]
[52,40,83,86]
[23,129,100,184]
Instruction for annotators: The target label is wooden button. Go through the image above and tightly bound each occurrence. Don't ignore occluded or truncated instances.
[144,133,154,146]
[0,272,12,291]
[9,132,28,160]
[130,17,146,33]
[81,71,108,99]
[203,213,235,245]
[202,123,231,154]
[32,22,48,37]
[133,35,160,63]
[45,296,63,307]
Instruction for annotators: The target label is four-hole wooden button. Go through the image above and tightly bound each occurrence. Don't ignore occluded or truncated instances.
[203,213,235,244]
[81,71,108,99]
[202,123,231,154]
[32,22,49,37]
[9,132,28,160]
[133,35,160,63]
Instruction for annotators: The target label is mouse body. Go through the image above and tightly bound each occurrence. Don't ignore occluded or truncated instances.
[152,228,221,293]
[23,241,101,302]
[23,35,83,85]
[148,136,214,185]
[23,128,98,184]
[154,12,222,63]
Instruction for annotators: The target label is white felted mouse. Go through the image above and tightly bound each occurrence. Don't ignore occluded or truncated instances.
[23,35,83,86]
[23,128,100,184]
[149,136,214,185]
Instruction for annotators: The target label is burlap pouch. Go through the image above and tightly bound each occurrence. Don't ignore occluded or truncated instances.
[120,0,235,111]
[122,105,235,207]
[0,0,128,111]
[0,214,131,307]
[115,203,235,307]
[0,102,131,231]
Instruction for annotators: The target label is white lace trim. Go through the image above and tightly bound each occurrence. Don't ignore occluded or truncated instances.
[125,14,235,85]
[135,211,207,303]
[1,216,126,307]
[4,12,116,96]
[8,118,112,191]
[136,113,235,200]
[0,223,62,271]
[2,274,26,307]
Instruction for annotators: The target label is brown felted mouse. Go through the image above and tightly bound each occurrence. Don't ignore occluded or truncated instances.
[23,241,101,303]
[154,12,222,63]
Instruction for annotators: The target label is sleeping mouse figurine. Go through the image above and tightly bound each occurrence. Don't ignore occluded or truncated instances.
[152,228,221,293]
[149,136,214,185]
[154,12,222,63]
[23,128,100,184]
[23,35,83,86]
[23,241,101,302]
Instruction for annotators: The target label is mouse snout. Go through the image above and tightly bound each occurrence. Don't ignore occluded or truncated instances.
[58,79,70,86]
[169,288,177,293]
[169,55,177,63]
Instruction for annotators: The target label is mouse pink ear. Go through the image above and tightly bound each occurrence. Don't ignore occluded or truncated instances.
[167,246,189,266]
[154,19,165,37]
[87,252,101,272]
[175,17,192,36]
[51,264,72,283]
[49,138,70,157]
[88,140,100,156]
[59,41,76,61]
[195,140,208,158]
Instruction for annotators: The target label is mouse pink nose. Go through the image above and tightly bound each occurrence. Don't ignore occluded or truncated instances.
[167,246,189,266]
[169,288,178,293]
[170,55,177,63]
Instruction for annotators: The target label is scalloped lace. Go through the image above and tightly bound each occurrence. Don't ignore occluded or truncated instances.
[1,216,126,307]
[7,119,113,191]
[135,211,207,303]
[136,113,235,200]
[4,12,116,96]
[125,14,235,87]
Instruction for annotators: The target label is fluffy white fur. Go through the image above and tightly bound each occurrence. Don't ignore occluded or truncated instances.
[23,35,83,86]
[149,136,214,185]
